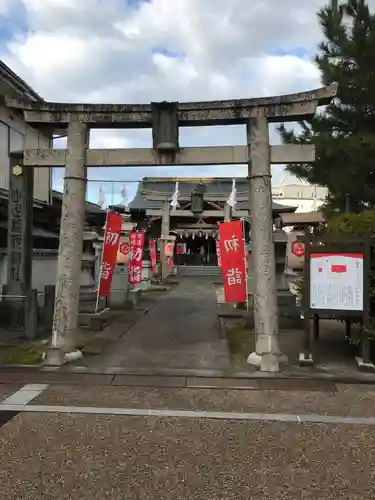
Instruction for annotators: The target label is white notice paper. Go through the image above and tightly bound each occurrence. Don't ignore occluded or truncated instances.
[310,252,364,311]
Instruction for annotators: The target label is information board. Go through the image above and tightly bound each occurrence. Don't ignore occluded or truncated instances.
[310,252,364,312]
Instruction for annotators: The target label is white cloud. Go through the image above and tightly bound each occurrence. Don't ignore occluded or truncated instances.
[258,55,320,96]
[0,0,16,16]
[3,0,328,100]
[2,0,370,201]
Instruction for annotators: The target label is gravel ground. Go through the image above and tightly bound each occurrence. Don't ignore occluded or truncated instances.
[0,413,374,499]
[31,384,375,417]
[0,384,21,402]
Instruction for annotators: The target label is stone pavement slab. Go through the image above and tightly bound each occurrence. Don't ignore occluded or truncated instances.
[0,369,358,389]
[1,413,375,499]
[93,277,232,371]
[112,374,186,387]
[30,384,375,418]
[0,370,114,385]
[186,377,260,389]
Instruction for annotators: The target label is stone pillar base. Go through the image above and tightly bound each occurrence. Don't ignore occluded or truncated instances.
[355,356,375,372]
[64,350,83,363]
[44,347,83,366]
[44,347,65,366]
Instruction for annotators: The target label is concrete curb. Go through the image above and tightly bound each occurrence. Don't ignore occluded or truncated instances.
[1,365,375,385]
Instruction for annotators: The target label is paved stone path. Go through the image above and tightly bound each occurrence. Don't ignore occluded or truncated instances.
[95,277,232,370]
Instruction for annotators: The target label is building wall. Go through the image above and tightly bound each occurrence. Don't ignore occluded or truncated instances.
[272,183,328,212]
[0,252,58,293]
[0,105,52,203]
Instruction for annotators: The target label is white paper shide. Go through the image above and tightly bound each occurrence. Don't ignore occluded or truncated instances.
[310,252,364,311]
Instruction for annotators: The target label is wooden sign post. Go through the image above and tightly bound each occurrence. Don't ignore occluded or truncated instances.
[301,235,373,371]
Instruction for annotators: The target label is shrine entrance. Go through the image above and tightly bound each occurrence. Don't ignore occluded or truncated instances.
[172,219,219,267]
[4,84,337,371]
[174,234,217,267]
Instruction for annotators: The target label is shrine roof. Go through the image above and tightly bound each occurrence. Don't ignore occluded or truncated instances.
[51,190,104,214]
[129,177,296,213]
[137,177,249,197]
[0,61,43,101]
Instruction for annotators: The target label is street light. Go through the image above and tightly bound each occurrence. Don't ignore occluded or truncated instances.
[191,182,206,217]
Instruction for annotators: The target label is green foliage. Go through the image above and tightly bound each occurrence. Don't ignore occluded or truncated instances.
[325,209,375,236]
[0,345,43,366]
[278,0,375,212]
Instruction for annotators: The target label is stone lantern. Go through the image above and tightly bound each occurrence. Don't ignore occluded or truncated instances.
[79,228,101,322]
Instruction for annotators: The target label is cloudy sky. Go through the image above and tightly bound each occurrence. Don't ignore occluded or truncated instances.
[0,0,368,204]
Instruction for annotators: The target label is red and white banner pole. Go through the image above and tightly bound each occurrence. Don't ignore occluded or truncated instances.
[242,218,249,312]
[95,210,122,314]
[95,209,109,315]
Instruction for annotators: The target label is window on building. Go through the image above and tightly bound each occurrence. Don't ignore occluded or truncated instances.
[0,122,9,189]
[0,121,9,154]
[9,128,25,153]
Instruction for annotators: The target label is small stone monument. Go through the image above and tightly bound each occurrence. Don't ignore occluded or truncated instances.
[79,229,101,324]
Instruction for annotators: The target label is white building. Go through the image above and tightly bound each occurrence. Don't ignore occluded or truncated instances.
[0,61,52,203]
[272,178,328,213]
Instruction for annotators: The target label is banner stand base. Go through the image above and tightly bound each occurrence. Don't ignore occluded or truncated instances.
[94,307,110,316]
[247,351,287,372]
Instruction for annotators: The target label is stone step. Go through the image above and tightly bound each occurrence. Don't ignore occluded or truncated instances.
[177,266,221,277]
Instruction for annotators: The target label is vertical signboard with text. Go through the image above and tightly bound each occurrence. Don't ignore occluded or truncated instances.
[129,232,145,285]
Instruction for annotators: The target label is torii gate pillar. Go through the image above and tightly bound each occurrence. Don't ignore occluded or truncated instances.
[45,121,89,365]
[246,116,280,372]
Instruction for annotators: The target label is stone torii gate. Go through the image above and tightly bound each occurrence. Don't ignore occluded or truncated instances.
[5,85,337,371]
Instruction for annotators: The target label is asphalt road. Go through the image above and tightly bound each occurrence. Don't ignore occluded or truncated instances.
[1,383,375,499]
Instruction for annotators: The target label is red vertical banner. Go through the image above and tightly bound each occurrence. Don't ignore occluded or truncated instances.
[216,240,222,267]
[98,211,122,297]
[149,239,157,273]
[219,220,247,303]
[129,232,145,285]
[176,243,185,255]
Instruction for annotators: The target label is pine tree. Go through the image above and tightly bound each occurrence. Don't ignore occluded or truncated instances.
[278,0,375,212]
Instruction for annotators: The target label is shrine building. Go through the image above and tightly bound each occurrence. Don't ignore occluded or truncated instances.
[129,177,296,270]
